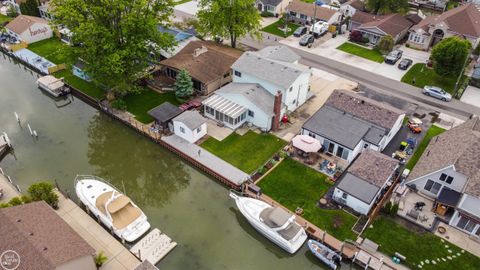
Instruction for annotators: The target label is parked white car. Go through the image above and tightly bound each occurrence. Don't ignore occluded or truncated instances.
[422,85,452,102]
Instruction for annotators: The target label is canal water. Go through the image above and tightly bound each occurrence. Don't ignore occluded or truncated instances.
[0,55,356,270]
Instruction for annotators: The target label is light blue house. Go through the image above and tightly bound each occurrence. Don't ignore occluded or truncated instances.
[72,59,91,82]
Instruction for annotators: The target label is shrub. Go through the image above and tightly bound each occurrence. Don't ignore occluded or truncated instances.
[390,203,399,217]
[349,30,363,43]
[257,166,267,175]
[94,251,108,268]
[382,201,392,214]
[27,182,59,209]
[361,37,370,44]
[8,197,23,206]
[261,11,274,17]
[279,150,288,159]
[111,99,127,111]
[474,42,480,56]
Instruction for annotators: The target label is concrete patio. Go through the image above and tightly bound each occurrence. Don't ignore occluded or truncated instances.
[397,190,436,230]
[435,221,480,258]
[205,118,234,141]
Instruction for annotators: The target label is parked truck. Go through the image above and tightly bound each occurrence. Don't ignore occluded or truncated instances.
[310,21,329,38]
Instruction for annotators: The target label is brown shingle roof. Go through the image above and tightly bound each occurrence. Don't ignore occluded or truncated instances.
[5,15,49,35]
[159,40,242,84]
[354,12,413,37]
[345,0,365,11]
[408,117,480,197]
[286,0,338,21]
[0,201,95,270]
[348,149,399,187]
[411,3,480,38]
[325,90,405,130]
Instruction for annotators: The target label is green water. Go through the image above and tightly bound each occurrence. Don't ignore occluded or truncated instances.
[0,55,356,270]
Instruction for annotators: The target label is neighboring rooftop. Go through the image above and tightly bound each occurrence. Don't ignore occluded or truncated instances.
[286,0,339,22]
[0,201,95,270]
[255,45,301,63]
[344,0,365,10]
[337,150,398,204]
[260,0,283,6]
[232,47,309,89]
[160,40,242,84]
[148,102,183,124]
[325,90,404,130]
[216,83,278,116]
[173,110,206,130]
[411,3,480,37]
[353,11,413,37]
[408,117,480,197]
[6,15,49,34]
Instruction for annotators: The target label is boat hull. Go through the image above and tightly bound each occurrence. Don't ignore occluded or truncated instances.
[307,239,341,270]
[230,193,307,254]
[75,176,150,242]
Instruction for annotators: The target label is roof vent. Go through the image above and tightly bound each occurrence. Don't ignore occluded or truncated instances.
[17,219,21,222]
[30,232,34,236]
[43,247,48,251]
[193,46,208,57]
[361,100,365,104]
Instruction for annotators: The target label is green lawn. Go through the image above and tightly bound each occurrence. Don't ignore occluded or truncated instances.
[405,125,446,170]
[28,38,75,65]
[401,63,466,94]
[0,14,12,25]
[261,19,300,37]
[54,70,105,100]
[337,42,384,63]
[201,131,286,174]
[123,90,181,124]
[363,217,480,270]
[258,158,358,240]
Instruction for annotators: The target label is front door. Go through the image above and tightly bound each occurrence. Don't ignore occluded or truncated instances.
[328,142,335,154]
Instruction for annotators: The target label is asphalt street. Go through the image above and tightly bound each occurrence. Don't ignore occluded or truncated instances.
[240,35,480,119]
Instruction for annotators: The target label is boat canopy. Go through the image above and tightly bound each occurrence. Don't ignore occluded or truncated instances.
[37,75,64,91]
[260,207,292,228]
[96,191,142,229]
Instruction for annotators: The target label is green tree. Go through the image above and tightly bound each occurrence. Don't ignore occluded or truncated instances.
[27,182,59,209]
[6,5,18,18]
[431,36,471,77]
[19,0,40,17]
[50,0,176,96]
[174,69,194,98]
[366,0,409,15]
[376,35,394,53]
[197,0,261,48]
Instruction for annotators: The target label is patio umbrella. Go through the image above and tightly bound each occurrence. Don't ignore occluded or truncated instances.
[291,135,322,153]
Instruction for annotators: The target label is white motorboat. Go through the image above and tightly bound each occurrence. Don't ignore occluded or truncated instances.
[75,175,151,242]
[36,75,69,97]
[229,192,307,254]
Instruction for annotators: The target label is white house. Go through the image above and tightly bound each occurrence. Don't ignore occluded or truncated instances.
[286,0,341,25]
[339,0,365,17]
[202,46,311,131]
[406,117,480,239]
[172,110,207,143]
[302,90,405,164]
[407,3,480,50]
[256,0,290,17]
[333,149,399,215]
[5,15,53,44]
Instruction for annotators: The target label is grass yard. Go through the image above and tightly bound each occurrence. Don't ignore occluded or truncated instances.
[261,19,300,37]
[28,38,75,65]
[405,125,446,170]
[401,63,466,94]
[363,217,480,270]
[54,70,105,100]
[0,14,12,25]
[337,42,384,63]
[123,90,181,124]
[258,158,358,240]
[201,131,286,174]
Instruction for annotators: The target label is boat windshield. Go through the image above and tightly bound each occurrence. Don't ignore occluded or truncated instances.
[96,191,142,229]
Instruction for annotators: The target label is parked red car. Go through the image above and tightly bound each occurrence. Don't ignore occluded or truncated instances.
[179,99,202,111]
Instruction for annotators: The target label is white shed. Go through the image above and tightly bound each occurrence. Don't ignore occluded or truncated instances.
[172,110,207,143]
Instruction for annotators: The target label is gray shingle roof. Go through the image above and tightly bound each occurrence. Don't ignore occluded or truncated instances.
[408,117,480,197]
[337,173,380,204]
[232,50,309,89]
[216,83,276,116]
[255,46,301,63]
[173,110,206,130]
[259,0,283,7]
[148,102,183,124]
[302,106,386,149]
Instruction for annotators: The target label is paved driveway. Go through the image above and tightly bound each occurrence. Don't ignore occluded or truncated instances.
[281,34,430,81]
[460,86,480,108]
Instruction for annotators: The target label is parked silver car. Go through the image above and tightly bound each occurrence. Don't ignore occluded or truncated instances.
[422,86,452,102]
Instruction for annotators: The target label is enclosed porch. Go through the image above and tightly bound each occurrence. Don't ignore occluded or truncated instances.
[202,94,247,130]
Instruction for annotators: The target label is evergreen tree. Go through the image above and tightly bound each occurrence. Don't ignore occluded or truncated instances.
[20,0,40,17]
[174,69,194,98]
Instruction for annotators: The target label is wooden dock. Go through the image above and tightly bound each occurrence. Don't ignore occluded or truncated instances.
[0,132,11,158]
[130,228,177,265]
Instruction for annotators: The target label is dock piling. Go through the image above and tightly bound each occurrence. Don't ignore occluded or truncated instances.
[14,112,20,124]
[27,123,33,135]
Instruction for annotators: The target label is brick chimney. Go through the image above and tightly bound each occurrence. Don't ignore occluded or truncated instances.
[271,91,282,131]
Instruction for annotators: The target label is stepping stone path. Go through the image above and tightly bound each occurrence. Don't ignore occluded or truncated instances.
[418,265,422,268]
[425,260,430,264]
[447,256,452,260]
[448,249,452,253]
[456,252,461,256]
[432,261,437,265]
[444,245,449,248]
[442,258,447,261]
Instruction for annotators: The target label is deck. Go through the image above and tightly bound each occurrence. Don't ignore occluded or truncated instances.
[161,135,250,186]
[130,228,177,265]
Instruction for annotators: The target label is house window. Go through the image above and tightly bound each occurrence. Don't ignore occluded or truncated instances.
[205,106,214,116]
[446,176,454,184]
[300,14,307,20]
[424,179,441,195]
[342,192,348,199]
[289,87,293,92]
[197,126,202,133]
[223,71,230,78]
[364,143,369,149]
[439,173,454,184]
[290,11,297,17]
[266,5,274,12]
[476,226,480,237]
[308,132,315,138]
[439,173,447,181]
[241,112,246,121]
[341,148,350,160]
[180,126,185,134]
[248,110,254,117]
[292,99,296,104]
[336,146,344,158]
[234,70,242,77]
[457,216,477,233]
